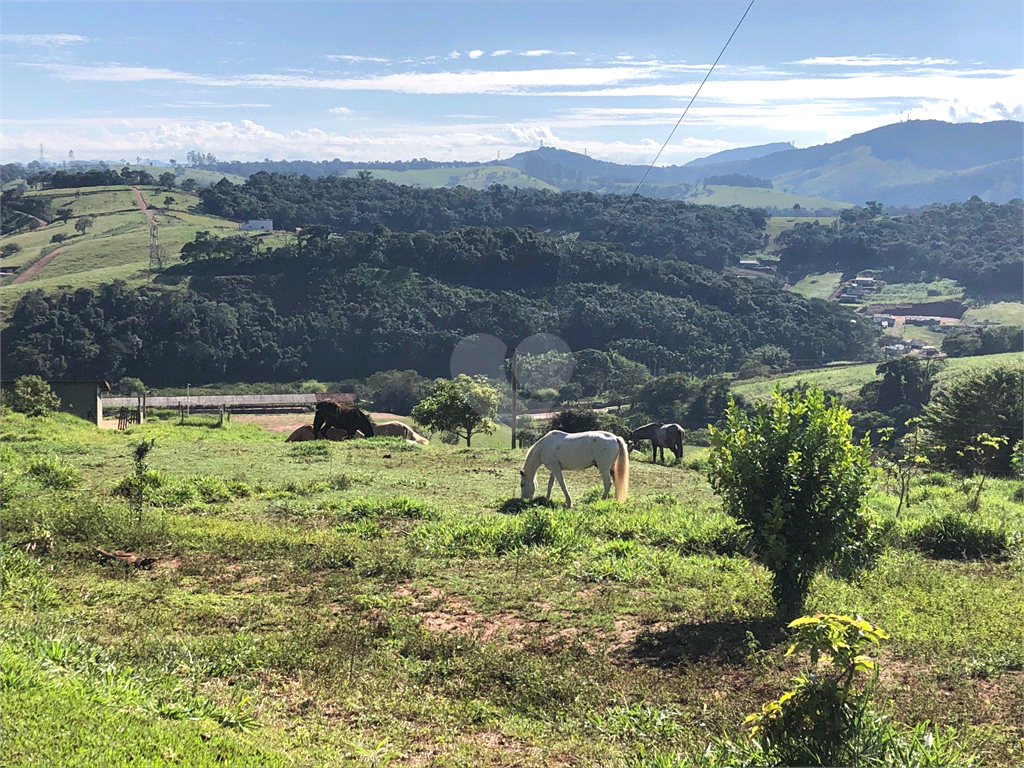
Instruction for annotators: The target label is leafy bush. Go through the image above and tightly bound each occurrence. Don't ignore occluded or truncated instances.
[9,376,61,417]
[903,511,1010,560]
[708,386,872,618]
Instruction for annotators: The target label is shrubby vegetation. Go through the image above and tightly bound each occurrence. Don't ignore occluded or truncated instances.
[708,387,873,619]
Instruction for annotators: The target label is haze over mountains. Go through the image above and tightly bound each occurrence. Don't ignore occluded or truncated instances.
[193,119,1018,209]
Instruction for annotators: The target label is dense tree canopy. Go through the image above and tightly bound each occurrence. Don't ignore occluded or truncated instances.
[197,174,769,271]
[776,197,1023,293]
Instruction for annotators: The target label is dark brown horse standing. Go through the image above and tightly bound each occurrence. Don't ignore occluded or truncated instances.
[313,402,375,439]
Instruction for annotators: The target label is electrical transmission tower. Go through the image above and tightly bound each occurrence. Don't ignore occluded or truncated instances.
[149,224,165,275]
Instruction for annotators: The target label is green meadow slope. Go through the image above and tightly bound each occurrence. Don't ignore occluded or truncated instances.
[1,410,1020,766]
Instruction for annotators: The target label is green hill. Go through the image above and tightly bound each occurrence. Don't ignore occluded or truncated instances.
[0,185,256,319]
[340,165,558,191]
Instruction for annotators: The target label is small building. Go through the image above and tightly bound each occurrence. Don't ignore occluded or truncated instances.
[872,314,896,328]
[853,276,877,287]
[0,379,110,426]
[738,259,760,268]
[240,219,273,231]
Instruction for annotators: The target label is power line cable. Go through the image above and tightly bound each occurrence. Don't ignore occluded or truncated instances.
[602,0,756,242]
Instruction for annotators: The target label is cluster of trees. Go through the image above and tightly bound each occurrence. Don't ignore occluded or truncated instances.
[24,167,180,190]
[703,174,773,188]
[1,246,876,388]
[197,174,769,271]
[776,197,1023,293]
[941,325,1023,357]
[0,190,50,235]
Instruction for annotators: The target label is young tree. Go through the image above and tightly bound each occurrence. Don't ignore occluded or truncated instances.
[74,216,94,235]
[10,375,61,417]
[922,362,1023,476]
[708,386,872,619]
[411,375,498,447]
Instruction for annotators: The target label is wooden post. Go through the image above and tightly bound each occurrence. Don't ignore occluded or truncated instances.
[510,349,518,449]
[218,404,224,426]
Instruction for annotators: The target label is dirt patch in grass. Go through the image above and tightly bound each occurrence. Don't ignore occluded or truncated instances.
[232,412,410,433]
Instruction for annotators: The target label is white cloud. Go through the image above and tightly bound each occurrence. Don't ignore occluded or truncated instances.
[325,54,390,63]
[448,50,461,59]
[468,50,483,59]
[1,33,88,46]
[521,50,552,57]
[492,50,511,57]
[329,107,353,114]
[795,55,957,67]
[0,116,736,166]
[35,61,666,94]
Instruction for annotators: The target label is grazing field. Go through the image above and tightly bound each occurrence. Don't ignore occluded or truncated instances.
[788,271,844,299]
[0,187,244,320]
[1,409,1020,766]
[341,166,559,191]
[766,215,839,245]
[962,301,1024,327]
[684,185,852,210]
[731,351,1023,402]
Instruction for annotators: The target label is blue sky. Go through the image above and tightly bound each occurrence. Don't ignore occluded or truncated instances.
[1,1,1021,165]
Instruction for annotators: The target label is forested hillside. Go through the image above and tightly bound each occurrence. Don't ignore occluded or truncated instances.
[197,174,768,271]
[1,228,875,386]
[776,197,1024,292]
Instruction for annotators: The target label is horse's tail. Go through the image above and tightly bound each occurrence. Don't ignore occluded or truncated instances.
[613,436,630,502]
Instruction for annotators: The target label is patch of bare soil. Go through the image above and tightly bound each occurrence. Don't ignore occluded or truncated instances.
[11,245,67,284]
[392,586,656,653]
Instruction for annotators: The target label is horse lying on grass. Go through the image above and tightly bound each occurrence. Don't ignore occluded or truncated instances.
[285,425,350,442]
[313,402,374,439]
[374,421,429,444]
[520,430,629,508]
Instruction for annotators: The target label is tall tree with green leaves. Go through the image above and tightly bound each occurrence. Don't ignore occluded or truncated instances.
[708,386,872,619]
[411,375,498,447]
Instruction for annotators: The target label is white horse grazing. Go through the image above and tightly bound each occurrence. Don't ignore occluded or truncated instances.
[520,430,630,508]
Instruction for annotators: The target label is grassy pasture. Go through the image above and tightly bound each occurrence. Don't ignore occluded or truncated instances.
[685,185,852,210]
[731,351,1023,403]
[1,409,1020,766]
[962,301,1024,327]
[0,187,245,320]
[766,216,839,245]
[788,271,843,299]
[341,166,559,191]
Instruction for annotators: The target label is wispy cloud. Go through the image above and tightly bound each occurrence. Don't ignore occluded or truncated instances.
[1,33,88,46]
[325,54,390,64]
[163,101,272,109]
[329,106,352,114]
[0,116,735,165]
[492,50,511,57]
[795,55,957,67]
[521,50,552,57]
[34,61,667,94]
[448,50,461,59]
[468,50,484,59]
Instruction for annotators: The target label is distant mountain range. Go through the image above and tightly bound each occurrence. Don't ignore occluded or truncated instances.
[9,119,1013,209]
[494,120,1022,207]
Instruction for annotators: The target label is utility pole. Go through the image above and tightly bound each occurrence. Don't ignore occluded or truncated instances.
[510,349,518,449]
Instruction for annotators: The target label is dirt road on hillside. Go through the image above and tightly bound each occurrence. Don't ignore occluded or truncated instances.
[131,187,156,225]
[10,245,68,284]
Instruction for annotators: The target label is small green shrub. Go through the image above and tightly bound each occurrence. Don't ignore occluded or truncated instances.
[903,511,1010,560]
[0,542,58,611]
[25,454,80,490]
